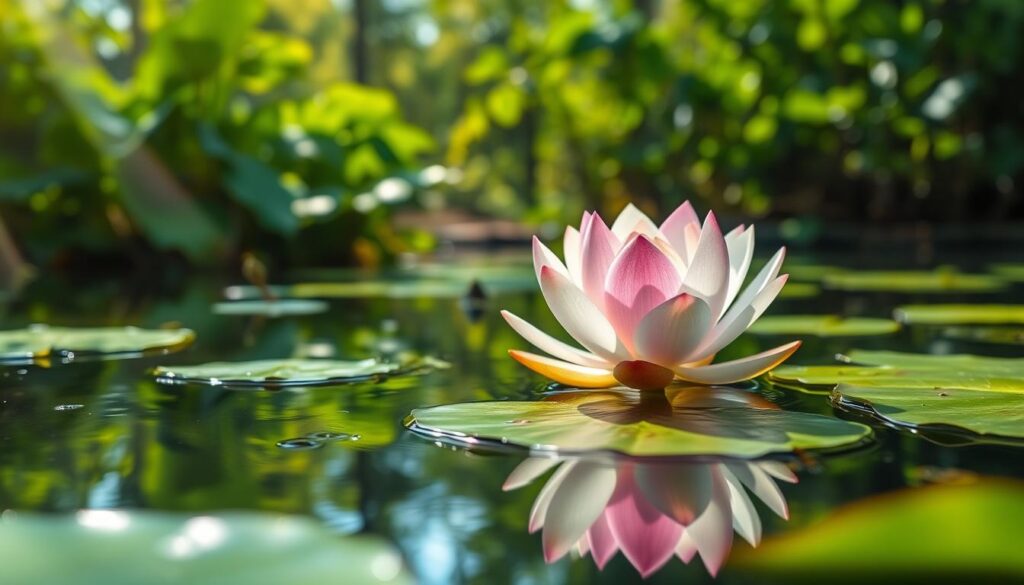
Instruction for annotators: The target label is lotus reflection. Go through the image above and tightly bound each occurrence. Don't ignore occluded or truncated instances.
[504,454,795,578]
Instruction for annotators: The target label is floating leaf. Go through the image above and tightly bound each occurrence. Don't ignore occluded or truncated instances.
[895,304,1024,325]
[154,355,448,387]
[750,315,899,337]
[942,326,1024,345]
[823,270,1005,293]
[0,325,195,364]
[0,510,412,585]
[777,282,821,299]
[770,350,1024,439]
[406,387,871,459]
[990,263,1024,282]
[212,299,329,317]
[733,480,1024,581]
[784,264,846,281]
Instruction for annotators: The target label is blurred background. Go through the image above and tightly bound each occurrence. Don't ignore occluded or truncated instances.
[1,0,1023,282]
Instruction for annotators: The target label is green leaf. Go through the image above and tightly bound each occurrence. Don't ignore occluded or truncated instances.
[770,350,1024,439]
[990,263,1024,281]
[777,282,821,299]
[212,299,328,317]
[750,315,900,337]
[823,270,1006,293]
[941,326,1024,346]
[406,387,871,459]
[485,83,526,128]
[0,325,195,364]
[733,480,1024,581]
[154,355,449,387]
[895,304,1024,325]
[0,511,412,585]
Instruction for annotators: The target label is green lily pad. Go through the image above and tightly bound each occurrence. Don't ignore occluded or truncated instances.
[212,299,329,317]
[990,263,1024,281]
[0,325,195,364]
[895,304,1024,325]
[942,326,1024,345]
[405,387,871,459]
[733,480,1024,581]
[777,282,821,299]
[770,350,1024,439]
[154,355,449,387]
[0,510,412,585]
[822,270,1006,293]
[784,264,846,281]
[750,315,900,337]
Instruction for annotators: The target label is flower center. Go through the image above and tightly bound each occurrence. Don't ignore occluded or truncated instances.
[613,360,676,391]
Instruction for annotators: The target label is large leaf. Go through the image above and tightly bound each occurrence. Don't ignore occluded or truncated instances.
[895,304,1024,325]
[154,355,448,387]
[822,270,1005,293]
[733,480,1024,581]
[0,510,411,585]
[0,325,195,364]
[770,350,1024,439]
[406,387,871,458]
[750,315,899,336]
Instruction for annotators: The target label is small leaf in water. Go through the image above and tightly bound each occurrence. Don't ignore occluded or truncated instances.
[154,355,449,387]
[0,325,195,364]
[750,315,900,336]
[895,304,1024,325]
[942,326,1024,345]
[823,269,1005,293]
[212,299,329,317]
[406,386,872,458]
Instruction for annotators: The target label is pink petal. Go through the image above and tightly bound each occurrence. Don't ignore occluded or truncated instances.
[501,310,611,369]
[676,531,699,563]
[634,293,714,368]
[539,267,627,362]
[680,212,730,321]
[564,226,583,286]
[587,512,619,569]
[660,201,700,258]
[674,341,801,384]
[533,236,569,283]
[611,203,659,241]
[605,465,684,578]
[504,457,561,492]
[687,467,734,577]
[580,213,620,309]
[542,461,617,563]
[603,235,682,353]
[634,462,714,526]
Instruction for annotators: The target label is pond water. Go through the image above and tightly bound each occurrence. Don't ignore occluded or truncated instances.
[1,246,1023,584]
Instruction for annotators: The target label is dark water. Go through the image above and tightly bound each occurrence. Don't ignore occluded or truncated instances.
[1,251,1023,584]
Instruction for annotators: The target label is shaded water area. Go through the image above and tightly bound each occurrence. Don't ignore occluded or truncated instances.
[2,244,1024,584]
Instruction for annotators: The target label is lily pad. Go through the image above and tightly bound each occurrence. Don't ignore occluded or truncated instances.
[212,299,329,317]
[405,387,871,459]
[0,510,412,585]
[154,355,448,387]
[822,270,1005,293]
[750,315,899,337]
[894,304,1024,325]
[777,282,821,299]
[733,480,1024,582]
[0,325,195,364]
[942,326,1024,345]
[770,350,1024,439]
[990,263,1024,281]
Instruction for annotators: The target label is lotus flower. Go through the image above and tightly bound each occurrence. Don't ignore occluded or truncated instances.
[504,455,796,577]
[502,202,799,390]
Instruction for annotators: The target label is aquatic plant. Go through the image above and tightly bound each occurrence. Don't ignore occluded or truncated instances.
[503,202,799,390]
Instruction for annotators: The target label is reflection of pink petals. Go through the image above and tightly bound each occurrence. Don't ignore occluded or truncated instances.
[508,457,794,578]
[505,201,798,390]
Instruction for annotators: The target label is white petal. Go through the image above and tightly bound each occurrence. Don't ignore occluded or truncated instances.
[687,466,733,577]
[726,461,789,519]
[674,341,801,384]
[660,201,700,259]
[758,461,799,484]
[580,213,620,309]
[501,310,612,368]
[690,274,788,361]
[529,461,575,533]
[541,461,617,562]
[611,203,658,241]
[722,225,755,315]
[564,226,583,286]
[504,457,561,491]
[539,267,628,362]
[675,530,698,564]
[723,466,762,546]
[533,236,569,283]
[680,212,730,321]
[634,293,714,367]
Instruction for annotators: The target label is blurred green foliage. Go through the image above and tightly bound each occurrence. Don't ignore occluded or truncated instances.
[1,0,1023,270]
